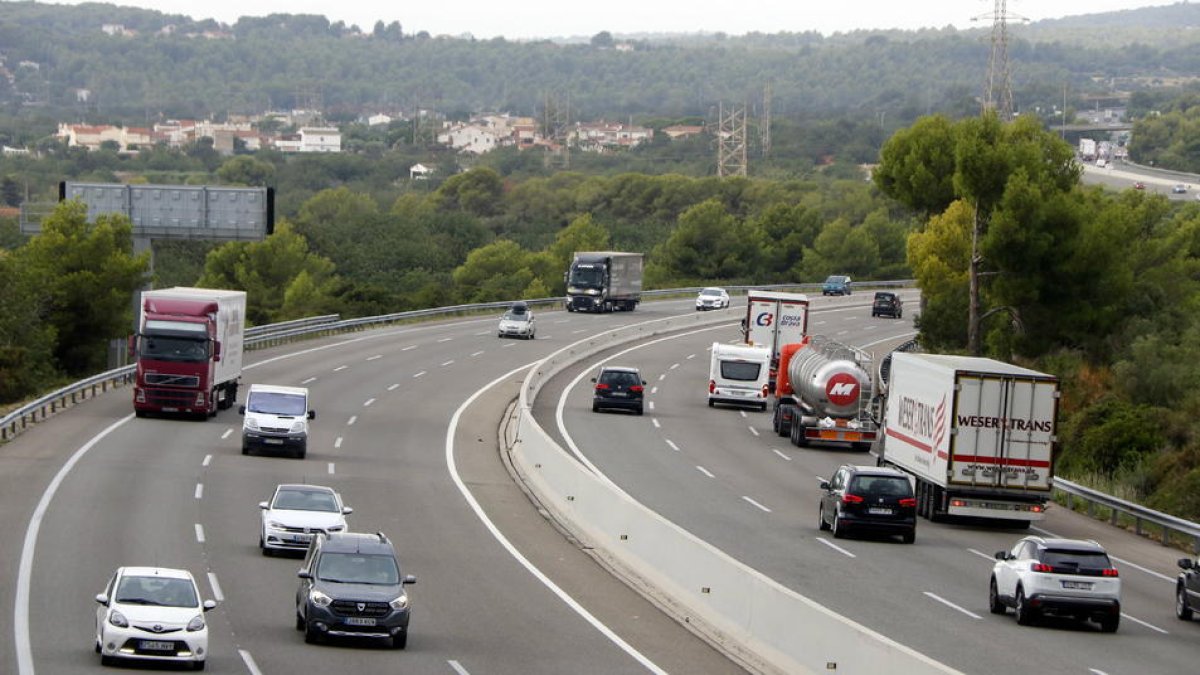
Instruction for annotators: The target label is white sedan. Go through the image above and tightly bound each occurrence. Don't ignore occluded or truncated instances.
[259,484,352,555]
[95,566,216,670]
[695,287,731,311]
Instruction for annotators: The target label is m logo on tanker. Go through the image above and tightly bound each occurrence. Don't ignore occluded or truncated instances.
[825,373,859,406]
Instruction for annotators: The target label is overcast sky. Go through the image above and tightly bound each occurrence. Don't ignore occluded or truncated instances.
[46,0,1176,39]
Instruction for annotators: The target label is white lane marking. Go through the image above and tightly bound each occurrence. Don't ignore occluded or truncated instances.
[648,401,655,411]
[967,548,996,562]
[503,343,516,348]
[665,440,681,452]
[195,524,205,544]
[696,466,715,478]
[202,454,212,467]
[652,419,661,428]
[657,374,666,381]
[739,410,747,418]
[402,345,417,351]
[669,363,679,370]
[554,319,569,324]
[572,329,588,334]
[816,537,856,558]
[772,449,791,461]
[441,360,455,367]
[335,437,343,449]
[651,386,658,395]
[388,383,399,391]
[471,350,485,357]
[220,429,232,440]
[1122,613,1169,634]
[742,496,772,513]
[333,365,348,372]
[301,376,317,384]
[1110,555,1176,584]
[813,320,827,326]
[364,398,376,407]
[207,572,224,602]
[367,354,382,361]
[858,330,919,349]
[446,363,667,674]
[414,371,427,378]
[686,354,696,360]
[1088,669,1109,675]
[347,416,358,426]
[474,330,491,336]
[328,463,335,475]
[240,650,264,675]
[438,337,453,343]
[924,592,982,619]
[194,483,203,500]
[448,660,471,675]
[748,426,760,437]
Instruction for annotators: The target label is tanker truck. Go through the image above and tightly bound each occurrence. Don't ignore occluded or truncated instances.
[771,335,877,450]
[874,352,1057,525]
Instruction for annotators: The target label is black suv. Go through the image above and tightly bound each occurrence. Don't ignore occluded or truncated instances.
[871,291,903,318]
[1177,554,1200,621]
[818,465,916,543]
[591,366,646,415]
[295,532,416,648]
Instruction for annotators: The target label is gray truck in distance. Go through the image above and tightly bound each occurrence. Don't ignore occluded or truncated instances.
[564,251,644,312]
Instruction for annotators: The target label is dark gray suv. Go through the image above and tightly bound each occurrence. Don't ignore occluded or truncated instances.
[295,532,416,648]
[591,366,646,415]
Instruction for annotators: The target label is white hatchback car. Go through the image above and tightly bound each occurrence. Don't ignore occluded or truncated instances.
[95,566,216,670]
[695,287,730,310]
[989,536,1121,632]
[260,484,352,555]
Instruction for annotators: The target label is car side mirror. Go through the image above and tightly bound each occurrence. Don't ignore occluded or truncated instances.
[818,480,830,490]
[403,575,417,585]
[1180,558,1195,570]
[590,378,597,383]
[343,507,353,515]
[95,593,109,606]
[258,501,268,510]
[994,551,1010,560]
[297,570,312,579]
[126,334,136,358]
[642,380,647,385]
[238,405,246,415]
[202,599,217,611]
[308,410,316,420]
[212,340,222,362]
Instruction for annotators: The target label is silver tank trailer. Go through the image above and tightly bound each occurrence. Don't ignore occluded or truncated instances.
[787,335,874,419]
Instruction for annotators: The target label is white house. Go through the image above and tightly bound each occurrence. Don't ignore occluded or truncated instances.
[437,123,501,155]
[299,127,342,153]
[409,163,432,180]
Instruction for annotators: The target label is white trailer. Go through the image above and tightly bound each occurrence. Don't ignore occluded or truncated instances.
[744,290,809,362]
[876,352,1058,524]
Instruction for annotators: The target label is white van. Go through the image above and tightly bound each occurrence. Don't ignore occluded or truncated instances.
[708,342,771,411]
[240,384,314,459]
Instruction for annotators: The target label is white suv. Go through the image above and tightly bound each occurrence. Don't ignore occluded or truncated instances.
[95,566,217,669]
[989,536,1121,632]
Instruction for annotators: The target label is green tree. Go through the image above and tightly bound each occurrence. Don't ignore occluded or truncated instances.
[15,200,149,375]
[0,249,58,402]
[216,155,275,186]
[652,199,761,283]
[451,239,535,302]
[433,167,504,218]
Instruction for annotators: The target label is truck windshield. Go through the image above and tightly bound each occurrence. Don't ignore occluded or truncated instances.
[139,335,209,362]
[247,392,307,416]
[569,265,605,288]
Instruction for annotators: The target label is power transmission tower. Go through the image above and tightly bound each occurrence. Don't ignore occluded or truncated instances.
[974,0,1027,121]
[542,92,571,170]
[716,102,748,177]
[760,83,772,158]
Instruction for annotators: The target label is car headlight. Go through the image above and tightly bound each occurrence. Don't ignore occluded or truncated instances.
[267,520,286,529]
[244,419,260,431]
[289,420,305,433]
[389,593,409,610]
[309,590,333,608]
[108,610,129,628]
[327,525,344,532]
[186,614,206,632]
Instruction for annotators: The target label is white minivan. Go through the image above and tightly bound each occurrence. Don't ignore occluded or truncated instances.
[708,342,771,411]
[240,384,314,459]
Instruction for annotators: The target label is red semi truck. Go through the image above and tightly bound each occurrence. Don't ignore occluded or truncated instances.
[131,287,246,418]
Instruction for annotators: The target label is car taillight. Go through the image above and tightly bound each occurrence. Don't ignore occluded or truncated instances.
[709,380,716,394]
[899,498,917,508]
[842,493,864,504]
[1102,568,1119,577]
[630,385,644,393]
[594,383,610,390]
[1029,504,1044,513]
[761,384,769,398]
[1031,563,1053,573]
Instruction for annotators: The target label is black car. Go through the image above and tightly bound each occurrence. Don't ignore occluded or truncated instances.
[296,532,416,649]
[818,465,916,543]
[871,291,903,318]
[1177,554,1200,621]
[591,366,646,415]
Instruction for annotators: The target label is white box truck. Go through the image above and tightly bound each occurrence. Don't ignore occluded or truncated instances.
[875,353,1058,525]
[743,290,809,388]
[708,342,771,411]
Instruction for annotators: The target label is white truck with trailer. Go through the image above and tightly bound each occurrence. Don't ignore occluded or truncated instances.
[875,352,1058,525]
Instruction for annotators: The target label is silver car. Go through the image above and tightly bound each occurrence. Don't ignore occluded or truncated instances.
[498,302,536,339]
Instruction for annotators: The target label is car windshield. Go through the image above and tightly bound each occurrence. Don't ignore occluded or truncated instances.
[247,391,307,416]
[1042,549,1112,570]
[851,475,912,497]
[115,575,198,608]
[601,371,641,387]
[700,289,722,297]
[273,488,338,512]
[502,311,530,322]
[875,293,895,302]
[720,361,761,381]
[825,276,847,284]
[317,552,400,585]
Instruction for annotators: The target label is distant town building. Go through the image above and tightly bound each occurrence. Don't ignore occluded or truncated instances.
[662,125,704,140]
[409,163,432,180]
[569,121,653,152]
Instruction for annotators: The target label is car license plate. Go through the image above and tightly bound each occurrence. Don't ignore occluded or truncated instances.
[139,640,175,651]
[345,617,376,626]
[264,438,283,445]
[290,533,312,543]
[611,392,627,397]
[867,507,893,515]
[1061,580,1093,590]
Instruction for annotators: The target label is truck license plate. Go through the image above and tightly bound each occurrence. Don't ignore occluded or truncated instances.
[345,617,376,626]
[139,640,175,651]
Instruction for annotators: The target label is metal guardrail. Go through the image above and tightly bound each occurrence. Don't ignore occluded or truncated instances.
[244,314,340,338]
[1053,478,1200,552]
